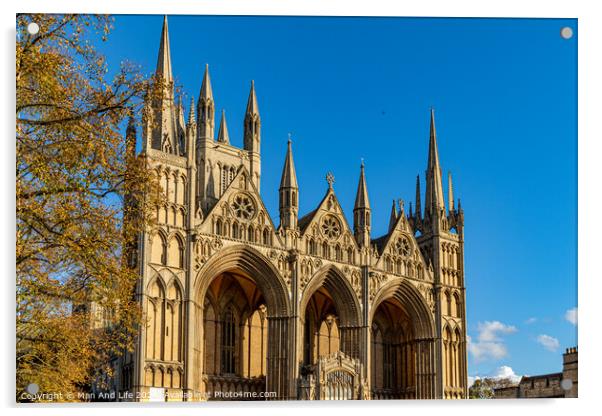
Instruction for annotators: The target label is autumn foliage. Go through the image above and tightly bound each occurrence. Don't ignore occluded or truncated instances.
[16,14,160,401]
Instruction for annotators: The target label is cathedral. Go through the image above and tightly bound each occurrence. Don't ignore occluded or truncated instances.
[118,16,468,401]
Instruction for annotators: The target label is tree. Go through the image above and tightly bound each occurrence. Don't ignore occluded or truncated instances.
[16,14,161,401]
[469,377,517,399]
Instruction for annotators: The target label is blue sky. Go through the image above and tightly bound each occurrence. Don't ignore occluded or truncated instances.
[99,15,577,380]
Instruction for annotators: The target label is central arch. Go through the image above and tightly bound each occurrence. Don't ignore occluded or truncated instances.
[193,245,292,400]
[299,265,362,373]
[300,265,361,328]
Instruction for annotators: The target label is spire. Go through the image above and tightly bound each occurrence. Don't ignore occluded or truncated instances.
[217,110,230,144]
[353,160,371,248]
[197,64,215,140]
[415,174,422,220]
[279,136,298,189]
[155,15,173,84]
[279,137,299,231]
[188,97,196,125]
[199,64,213,102]
[243,80,261,153]
[354,160,370,210]
[388,199,398,232]
[448,171,455,211]
[245,80,260,116]
[425,108,446,215]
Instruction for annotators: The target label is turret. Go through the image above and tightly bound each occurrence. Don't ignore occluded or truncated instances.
[278,137,299,230]
[353,161,371,248]
[243,80,261,152]
[197,64,215,142]
[243,81,261,191]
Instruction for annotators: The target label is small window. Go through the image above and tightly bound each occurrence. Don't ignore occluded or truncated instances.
[221,308,236,375]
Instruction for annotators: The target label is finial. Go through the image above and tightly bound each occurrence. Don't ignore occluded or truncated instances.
[326,172,335,189]
[288,132,292,144]
[361,157,365,168]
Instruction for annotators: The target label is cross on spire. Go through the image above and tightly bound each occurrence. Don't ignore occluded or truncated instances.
[326,172,335,189]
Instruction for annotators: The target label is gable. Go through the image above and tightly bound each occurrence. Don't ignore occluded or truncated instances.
[197,165,283,249]
[374,213,432,281]
[300,188,359,252]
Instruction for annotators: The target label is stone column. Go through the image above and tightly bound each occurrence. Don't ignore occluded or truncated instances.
[287,249,300,400]
[266,316,290,400]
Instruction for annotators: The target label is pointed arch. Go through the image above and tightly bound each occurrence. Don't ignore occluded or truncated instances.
[167,232,185,268]
[370,279,435,340]
[150,229,168,265]
[194,245,290,317]
[300,265,361,327]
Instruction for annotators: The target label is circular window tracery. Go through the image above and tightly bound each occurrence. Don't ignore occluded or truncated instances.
[321,215,341,240]
[395,237,411,256]
[232,194,256,220]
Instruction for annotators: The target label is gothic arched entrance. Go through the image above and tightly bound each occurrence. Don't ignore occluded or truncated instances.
[371,297,415,399]
[194,245,291,400]
[298,266,363,400]
[369,280,437,400]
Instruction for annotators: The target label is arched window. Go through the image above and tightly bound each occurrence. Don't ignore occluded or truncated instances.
[335,245,342,262]
[322,242,329,258]
[453,293,461,318]
[446,292,452,316]
[221,307,236,375]
[347,247,354,264]
[215,218,223,235]
[262,228,270,245]
[309,239,317,255]
[232,223,239,239]
[248,225,255,243]
[178,241,185,268]
[161,237,167,265]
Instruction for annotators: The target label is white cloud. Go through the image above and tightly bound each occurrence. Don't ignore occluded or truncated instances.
[565,307,577,326]
[477,321,517,342]
[488,365,522,383]
[537,334,560,352]
[467,321,518,362]
[525,317,537,324]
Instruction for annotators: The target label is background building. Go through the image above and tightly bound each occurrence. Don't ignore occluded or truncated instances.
[494,347,578,399]
[119,16,468,401]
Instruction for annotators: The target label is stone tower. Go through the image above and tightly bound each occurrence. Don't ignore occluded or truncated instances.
[410,109,467,399]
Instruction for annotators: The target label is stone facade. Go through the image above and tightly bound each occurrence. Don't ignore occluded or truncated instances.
[494,347,578,399]
[118,16,468,401]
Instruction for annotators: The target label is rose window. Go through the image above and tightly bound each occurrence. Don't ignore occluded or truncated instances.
[321,216,341,240]
[232,194,256,220]
[395,237,411,256]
